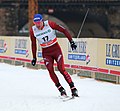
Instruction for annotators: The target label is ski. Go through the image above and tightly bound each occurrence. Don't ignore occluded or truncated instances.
[59,95,79,102]
[59,95,69,99]
[62,96,75,102]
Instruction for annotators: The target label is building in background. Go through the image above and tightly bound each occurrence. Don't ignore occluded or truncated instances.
[0,0,120,38]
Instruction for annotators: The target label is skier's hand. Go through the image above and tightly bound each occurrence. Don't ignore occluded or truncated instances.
[31,58,36,66]
[70,40,77,50]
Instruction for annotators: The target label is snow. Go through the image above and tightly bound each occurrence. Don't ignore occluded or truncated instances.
[0,63,120,111]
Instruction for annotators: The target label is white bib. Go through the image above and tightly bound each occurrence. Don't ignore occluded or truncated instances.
[32,20,57,48]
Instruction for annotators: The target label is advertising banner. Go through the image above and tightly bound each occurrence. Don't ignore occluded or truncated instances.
[58,38,98,67]
[11,37,31,62]
[97,39,120,71]
[0,36,119,75]
[0,36,31,62]
[0,36,11,58]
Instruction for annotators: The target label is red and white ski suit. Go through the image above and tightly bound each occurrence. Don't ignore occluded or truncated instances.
[30,20,73,85]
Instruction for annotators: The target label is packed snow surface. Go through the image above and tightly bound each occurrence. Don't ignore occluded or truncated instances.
[0,63,120,111]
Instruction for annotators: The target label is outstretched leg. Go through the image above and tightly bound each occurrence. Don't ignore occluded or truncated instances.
[43,54,66,96]
[54,51,79,97]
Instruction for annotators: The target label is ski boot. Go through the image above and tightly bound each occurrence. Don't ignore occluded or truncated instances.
[71,87,79,97]
[56,83,67,96]
[60,88,67,96]
[69,82,79,97]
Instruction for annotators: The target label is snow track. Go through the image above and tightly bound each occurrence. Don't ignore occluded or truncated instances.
[0,63,120,111]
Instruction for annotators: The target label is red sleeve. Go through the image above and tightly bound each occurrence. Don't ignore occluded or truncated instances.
[48,20,72,42]
[30,27,37,59]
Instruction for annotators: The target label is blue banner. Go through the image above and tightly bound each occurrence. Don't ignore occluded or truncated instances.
[106,58,120,66]
[15,49,26,55]
[0,49,4,53]
[68,54,86,61]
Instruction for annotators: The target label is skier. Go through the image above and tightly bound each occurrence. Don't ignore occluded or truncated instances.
[30,14,78,97]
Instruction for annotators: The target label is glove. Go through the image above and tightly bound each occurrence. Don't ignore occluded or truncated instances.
[70,40,77,50]
[31,58,36,66]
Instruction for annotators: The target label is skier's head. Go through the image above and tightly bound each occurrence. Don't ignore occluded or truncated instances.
[33,14,43,29]
[33,14,43,22]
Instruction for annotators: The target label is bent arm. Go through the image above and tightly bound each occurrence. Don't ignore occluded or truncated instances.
[48,21,73,42]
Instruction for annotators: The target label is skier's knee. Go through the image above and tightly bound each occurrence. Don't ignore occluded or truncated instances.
[59,69,66,75]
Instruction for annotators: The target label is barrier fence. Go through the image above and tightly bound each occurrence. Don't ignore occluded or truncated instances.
[0,36,120,83]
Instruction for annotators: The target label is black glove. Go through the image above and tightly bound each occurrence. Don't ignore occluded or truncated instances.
[31,58,36,66]
[70,40,77,50]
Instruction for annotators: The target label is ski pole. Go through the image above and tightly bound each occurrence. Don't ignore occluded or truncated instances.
[77,8,90,39]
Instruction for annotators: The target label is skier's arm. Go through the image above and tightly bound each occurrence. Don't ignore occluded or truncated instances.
[48,20,77,50]
[48,20,72,42]
[30,28,37,59]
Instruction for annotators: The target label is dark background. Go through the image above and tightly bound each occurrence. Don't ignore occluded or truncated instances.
[0,0,120,39]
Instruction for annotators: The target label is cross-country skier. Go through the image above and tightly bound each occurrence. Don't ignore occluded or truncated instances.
[29,14,78,97]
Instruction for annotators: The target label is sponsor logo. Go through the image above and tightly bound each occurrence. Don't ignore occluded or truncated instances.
[68,41,87,62]
[68,54,86,61]
[106,43,120,66]
[0,40,7,53]
[15,49,26,55]
[36,29,51,37]
[14,39,29,57]
[106,58,120,66]
[86,54,90,65]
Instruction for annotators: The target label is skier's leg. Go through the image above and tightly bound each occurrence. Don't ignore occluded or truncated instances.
[55,53,79,97]
[43,55,66,96]
[54,51,72,84]
[43,55,59,84]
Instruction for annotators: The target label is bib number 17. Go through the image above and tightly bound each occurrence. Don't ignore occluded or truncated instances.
[42,36,49,42]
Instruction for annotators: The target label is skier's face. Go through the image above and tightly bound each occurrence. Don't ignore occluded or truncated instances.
[34,20,43,29]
